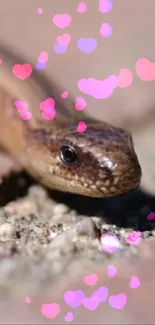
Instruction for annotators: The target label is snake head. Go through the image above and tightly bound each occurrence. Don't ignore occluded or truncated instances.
[25,123,141,198]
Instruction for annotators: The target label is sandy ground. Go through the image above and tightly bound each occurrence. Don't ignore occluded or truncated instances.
[0,169,155,324]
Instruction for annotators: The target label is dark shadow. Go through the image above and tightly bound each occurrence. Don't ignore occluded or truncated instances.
[50,187,155,231]
[0,172,34,206]
[0,171,155,232]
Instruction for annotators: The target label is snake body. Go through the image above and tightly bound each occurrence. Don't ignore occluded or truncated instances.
[0,48,141,197]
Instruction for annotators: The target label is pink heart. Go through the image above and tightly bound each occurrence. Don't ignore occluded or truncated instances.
[108,265,117,277]
[20,111,32,120]
[100,23,112,38]
[38,52,48,63]
[99,0,113,13]
[125,231,141,245]
[12,64,32,80]
[136,58,155,81]
[64,312,73,322]
[75,97,86,111]
[83,296,100,310]
[41,107,56,120]
[0,58,2,64]
[25,297,31,303]
[56,33,71,45]
[147,212,155,220]
[84,273,98,286]
[77,2,87,13]
[129,276,140,289]
[117,69,132,88]
[78,76,117,99]
[41,303,60,319]
[14,100,28,112]
[40,97,55,110]
[60,91,68,99]
[109,293,127,310]
[77,121,87,133]
[53,14,72,29]
[37,8,43,14]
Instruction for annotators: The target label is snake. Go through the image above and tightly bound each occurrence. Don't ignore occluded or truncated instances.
[0,47,141,197]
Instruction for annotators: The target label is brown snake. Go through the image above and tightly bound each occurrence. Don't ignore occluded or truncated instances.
[0,48,141,197]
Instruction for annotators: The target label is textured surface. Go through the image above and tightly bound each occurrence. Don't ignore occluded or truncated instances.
[0,170,155,323]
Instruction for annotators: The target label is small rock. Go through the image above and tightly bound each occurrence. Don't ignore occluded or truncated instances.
[53,204,70,216]
[34,226,50,237]
[92,216,104,228]
[4,200,38,216]
[118,228,126,238]
[48,232,76,257]
[141,231,152,239]
[75,218,100,238]
[50,223,63,239]
[0,223,16,241]
[28,185,48,201]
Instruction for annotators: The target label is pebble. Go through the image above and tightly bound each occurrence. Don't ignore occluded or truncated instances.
[28,185,48,201]
[4,200,38,216]
[34,226,50,237]
[48,232,76,257]
[50,223,63,239]
[0,223,16,241]
[53,204,70,216]
[75,218,100,238]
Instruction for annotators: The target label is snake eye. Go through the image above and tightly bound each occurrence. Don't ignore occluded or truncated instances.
[102,166,112,177]
[59,145,78,166]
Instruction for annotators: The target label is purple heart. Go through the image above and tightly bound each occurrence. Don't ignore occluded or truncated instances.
[64,312,73,322]
[129,276,140,289]
[77,38,97,54]
[54,43,67,54]
[92,286,108,302]
[64,290,85,308]
[109,293,127,310]
[99,0,113,13]
[36,62,46,70]
[83,296,100,310]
